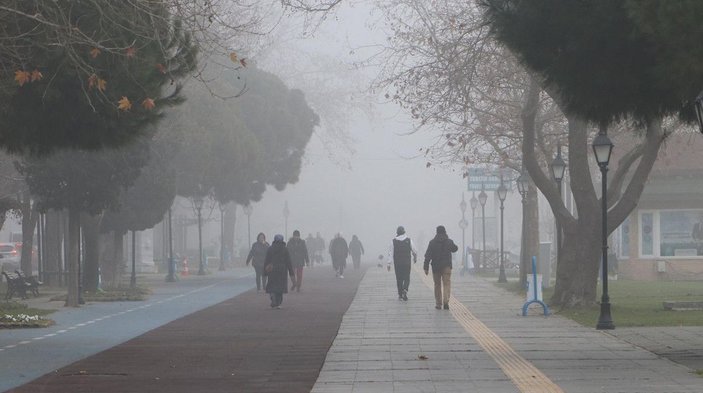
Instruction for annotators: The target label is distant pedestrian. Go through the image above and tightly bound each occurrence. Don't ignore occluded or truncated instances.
[349,235,365,269]
[246,233,269,292]
[423,225,459,310]
[314,232,326,265]
[329,233,349,278]
[305,233,316,268]
[288,230,310,292]
[264,234,295,309]
[388,226,417,301]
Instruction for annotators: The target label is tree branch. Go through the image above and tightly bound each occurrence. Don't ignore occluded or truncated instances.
[608,118,667,233]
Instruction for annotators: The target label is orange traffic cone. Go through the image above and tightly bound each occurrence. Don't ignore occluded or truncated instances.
[181,257,190,277]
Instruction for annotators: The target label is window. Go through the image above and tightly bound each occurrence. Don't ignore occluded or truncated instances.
[639,210,703,258]
[641,212,654,256]
[660,210,703,257]
[618,217,630,258]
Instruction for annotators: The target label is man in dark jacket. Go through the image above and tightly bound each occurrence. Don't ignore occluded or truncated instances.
[349,235,365,270]
[329,233,349,278]
[288,230,310,292]
[264,234,295,309]
[424,225,458,310]
[389,226,417,301]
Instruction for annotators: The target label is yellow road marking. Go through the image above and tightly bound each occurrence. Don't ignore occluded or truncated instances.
[417,268,564,393]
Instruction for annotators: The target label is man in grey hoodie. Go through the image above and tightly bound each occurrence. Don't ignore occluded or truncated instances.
[388,226,417,301]
[424,225,459,310]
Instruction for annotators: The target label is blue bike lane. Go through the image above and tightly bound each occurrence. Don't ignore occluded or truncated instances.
[0,269,254,392]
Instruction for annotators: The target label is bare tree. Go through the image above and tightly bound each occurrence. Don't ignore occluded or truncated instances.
[374,0,673,306]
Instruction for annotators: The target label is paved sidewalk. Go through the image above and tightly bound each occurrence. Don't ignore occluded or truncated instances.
[7,266,366,393]
[312,267,703,393]
[1,268,256,391]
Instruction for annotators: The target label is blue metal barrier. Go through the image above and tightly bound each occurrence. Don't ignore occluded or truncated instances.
[522,256,550,316]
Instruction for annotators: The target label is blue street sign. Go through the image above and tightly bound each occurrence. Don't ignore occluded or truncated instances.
[467,168,515,191]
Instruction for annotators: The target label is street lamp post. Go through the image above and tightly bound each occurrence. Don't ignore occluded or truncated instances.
[470,193,478,249]
[166,207,176,282]
[470,193,478,270]
[459,194,468,275]
[516,169,530,287]
[478,185,488,271]
[283,201,290,239]
[593,131,615,330]
[551,144,567,272]
[130,230,137,289]
[243,205,253,247]
[193,193,206,276]
[497,180,508,283]
[219,202,226,271]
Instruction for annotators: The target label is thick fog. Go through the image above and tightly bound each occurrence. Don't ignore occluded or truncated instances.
[230,3,523,260]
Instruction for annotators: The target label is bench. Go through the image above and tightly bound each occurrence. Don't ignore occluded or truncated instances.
[2,271,41,300]
[15,270,42,297]
[663,301,703,311]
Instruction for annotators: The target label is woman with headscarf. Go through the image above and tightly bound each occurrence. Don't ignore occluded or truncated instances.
[264,234,295,309]
[246,233,269,292]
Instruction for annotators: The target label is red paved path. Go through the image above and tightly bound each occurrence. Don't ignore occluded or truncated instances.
[9,266,365,393]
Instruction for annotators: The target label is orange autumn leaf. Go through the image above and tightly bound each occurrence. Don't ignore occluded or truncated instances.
[87,74,106,92]
[30,69,43,82]
[96,78,106,92]
[240,58,247,67]
[117,96,132,111]
[15,70,30,86]
[141,98,155,110]
[125,47,136,58]
[90,47,101,59]
[155,63,166,74]
[229,52,238,63]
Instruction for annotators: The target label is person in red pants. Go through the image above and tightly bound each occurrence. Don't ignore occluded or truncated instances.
[287,230,310,292]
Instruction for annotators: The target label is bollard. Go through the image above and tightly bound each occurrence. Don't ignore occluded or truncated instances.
[521,256,550,316]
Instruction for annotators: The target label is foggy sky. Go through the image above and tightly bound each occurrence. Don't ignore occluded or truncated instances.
[233,2,524,260]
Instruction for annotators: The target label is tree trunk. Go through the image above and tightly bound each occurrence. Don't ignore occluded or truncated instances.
[0,210,7,235]
[551,220,602,307]
[19,198,38,275]
[113,232,125,287]
[102,231,125,288]
[223,203,237,261]
[82,212,103,292]
[65,207,81,307]
[42,210,63,286]
[520,184,540,286]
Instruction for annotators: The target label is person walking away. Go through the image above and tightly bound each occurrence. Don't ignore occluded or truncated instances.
[305,233,316,268]
[246,233,269,292]
[314,232,326,265]
[349,235,365,270]
[423,225,458,310]
[329,233,349,278]
[388,226,417,301]
[287,230,310,292]
[264,234,295,309]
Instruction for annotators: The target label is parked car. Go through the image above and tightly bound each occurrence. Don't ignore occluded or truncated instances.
[0,242,20,271]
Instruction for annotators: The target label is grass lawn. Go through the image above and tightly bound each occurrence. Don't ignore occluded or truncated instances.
[0,301,55,328]
[493,278,703,327]
[50,285,151,302]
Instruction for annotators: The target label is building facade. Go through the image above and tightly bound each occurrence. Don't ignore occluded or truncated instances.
[615,134,703,280]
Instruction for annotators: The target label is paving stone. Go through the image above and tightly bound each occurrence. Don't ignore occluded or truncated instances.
[312,268,703,393]
[9,267,366,393]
